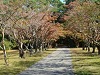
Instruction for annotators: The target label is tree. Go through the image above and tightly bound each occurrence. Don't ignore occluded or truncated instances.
[0,1,10,65]
[0,0,66,65]
[65,0,100,54]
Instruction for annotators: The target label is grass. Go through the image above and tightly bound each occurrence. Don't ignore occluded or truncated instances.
[0,48,56,75]
[70,48,100,75]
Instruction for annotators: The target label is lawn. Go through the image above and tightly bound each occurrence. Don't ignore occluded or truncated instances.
[0,49,56,75]
[70,48,100,75]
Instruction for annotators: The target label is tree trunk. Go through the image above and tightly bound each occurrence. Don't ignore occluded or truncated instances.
[34,40,38,53]
[42,43,45,51]
[48,43,50,48]
[18,42,24,58]
[2,28,8,65]
[29,44,34,56]
[82,42,85,50]
[87,46,90,52]
[74,40,79,48]
[44,43,47,50]
[92,44,96,53]
[40,44,43,52]
[87,39,90,52]
[38,40,43,52]
[92,46,95,53]
[97,45,100,55]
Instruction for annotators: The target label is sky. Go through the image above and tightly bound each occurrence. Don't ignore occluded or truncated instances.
[60,0,64,3]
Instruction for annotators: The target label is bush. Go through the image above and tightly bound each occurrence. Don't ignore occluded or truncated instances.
[0,34,17,50]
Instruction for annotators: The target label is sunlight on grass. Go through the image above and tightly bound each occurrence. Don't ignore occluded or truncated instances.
[0,48,56,75]
[70,48,100,75]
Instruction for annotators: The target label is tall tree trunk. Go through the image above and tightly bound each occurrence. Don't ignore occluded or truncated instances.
[18,42,24,58]
[87,46,90,52]
[34,39,38,53]
[44,43,47,50]
[92,30,96,53]
[87,39,90,52]
[74,40,79,48]
[39,43,43,52]
[82,42,85,50]
[97,45,100,55]
[47,42,49,48]
[92,46,95,53]
[38,40,43,52]
[29,44,34,56]
[45,43,48,50]
[92,41,96,53]
[2,28,8,65]
[42,42,45,51]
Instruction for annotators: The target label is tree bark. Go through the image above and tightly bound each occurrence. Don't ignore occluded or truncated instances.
[74,40,79,48]
[82,42,85,50]
[29,44,34,56]
[97,45,100,55]
[2,28,8,65]
[18,42,24,58]
[44,43,47,50]
[87,39,90,52]
[92,43,96,53]
[39,43,44,52]
[34,39,38,53]
[87,46,90,52]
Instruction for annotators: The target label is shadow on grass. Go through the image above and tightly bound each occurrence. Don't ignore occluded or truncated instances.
[75,70,93,75]
[91,62,100,66]
[0,60,39,75]
[0,48,56,75]
[72,57,99,62]
[71,48,100,75]
[0,67,22,75]
[72,50,98,57]
[46,49,56,52]
[14,60,37,68]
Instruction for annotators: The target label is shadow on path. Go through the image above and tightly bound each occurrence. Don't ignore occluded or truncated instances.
[18,48,74,75]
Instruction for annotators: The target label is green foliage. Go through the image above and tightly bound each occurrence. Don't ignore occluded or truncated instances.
[4,40,16,50]
[65,0,75,5]
[29,0,64,12]
[0,34,17,50]
[4,40,12,50]
[0,40,16,50]
[52,1,65,12]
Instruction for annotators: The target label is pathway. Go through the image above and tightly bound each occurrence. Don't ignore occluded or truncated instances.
[18,48,74,75]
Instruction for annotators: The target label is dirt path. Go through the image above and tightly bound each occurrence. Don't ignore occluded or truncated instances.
[18,48,74,75]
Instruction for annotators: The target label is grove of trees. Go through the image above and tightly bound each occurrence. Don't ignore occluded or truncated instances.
[0,0,100,65]
[0,0,65,65]
[63,0,100,55]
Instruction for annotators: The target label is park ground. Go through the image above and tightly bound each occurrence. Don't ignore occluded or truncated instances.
[71,48,100,75]
[0,48,100,75]
[0,49,56,75]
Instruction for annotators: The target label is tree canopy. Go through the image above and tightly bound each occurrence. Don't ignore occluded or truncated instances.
[0,0,100,65]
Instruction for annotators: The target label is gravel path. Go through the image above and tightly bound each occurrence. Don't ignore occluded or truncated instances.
[18,48,74,75]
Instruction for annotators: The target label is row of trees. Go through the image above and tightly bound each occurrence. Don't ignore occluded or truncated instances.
[64,0,100,54]
[0,0,100,65]
[0,0,65,65]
